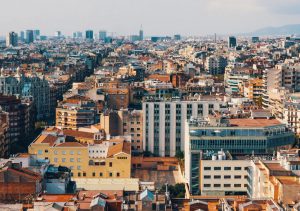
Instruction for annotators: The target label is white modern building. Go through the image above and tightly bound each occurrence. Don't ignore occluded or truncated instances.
[185,150,250,196]
[142,96,228,156]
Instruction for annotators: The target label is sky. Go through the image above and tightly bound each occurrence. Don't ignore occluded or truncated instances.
[1,0,300,36]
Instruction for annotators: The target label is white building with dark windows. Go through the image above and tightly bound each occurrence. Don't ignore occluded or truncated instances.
[142,96,228,157]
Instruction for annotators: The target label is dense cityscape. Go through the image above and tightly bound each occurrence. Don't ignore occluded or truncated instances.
[0,24,300,211]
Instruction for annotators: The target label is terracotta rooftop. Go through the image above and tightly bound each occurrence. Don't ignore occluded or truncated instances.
[276,176,300,185]
[264,163,288,172]
[107,141,131,157]
[39,194,75,202]
[55,142,87,148]
[63,129,94,140]
[229,119,282,127]
[34,134,57,146]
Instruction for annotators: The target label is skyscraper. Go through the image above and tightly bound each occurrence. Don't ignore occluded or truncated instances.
[139,28,144,41]
[228,36,237,48]
[33,30,40,40]
[85,30,94,40]
[73,31,83,39]
[55,31,62,38]
[99,30,107,41]
[174,34,181,41]
[25,30,34,44]
[20,31,25,42]
[6,31,18,47]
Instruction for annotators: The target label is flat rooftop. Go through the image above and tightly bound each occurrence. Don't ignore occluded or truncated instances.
[229,119,282,127]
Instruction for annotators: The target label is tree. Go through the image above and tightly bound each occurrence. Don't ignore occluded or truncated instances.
[175,151,184,160]
[160,183,185,198]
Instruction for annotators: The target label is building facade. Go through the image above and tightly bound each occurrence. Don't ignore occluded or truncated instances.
[28,127,131,179]
[56,96,98,130]
[0,109,9,158]
[118,109,143,153]
[0,68,50,120]
[143,98,228,156]
[6,31,18,47]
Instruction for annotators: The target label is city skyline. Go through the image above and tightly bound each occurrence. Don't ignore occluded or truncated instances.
[0,0,300,36]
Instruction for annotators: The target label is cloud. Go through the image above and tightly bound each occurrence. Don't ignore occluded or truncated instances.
[0,0,299,36]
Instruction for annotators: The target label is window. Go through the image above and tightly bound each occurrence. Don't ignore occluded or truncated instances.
[204,175,211,179]
[77,158,81,162]
[77,166,81,170]
[234,167,242,170]
[77,151,81,155]
[224,175,231,179]
[204,167,211,170]
[92,172,95,177]
[70,151,74,155]
[224,167,231,170]
[234,184,241,187]
[109,162,112,167]
[234,175,242,179]
[78,173,81,177]
[70,158,74,162]
[100,172,103,177]
[224,184,231,187]
[214,175,221,179]
[109,173,113,177]
[70,166,74,170]
[45,150,48,153]
[214,184,221,187]
[244,184,248,187]
[54,158,58,163]
[62,158,66,162]
[204,184,211,187]
[117,172,120,177]
[214,167,221,171]
[244,175,248,179]
[83,172,86,177]
[38,150,43,155]
[54,150,58,155]
[62,151,66,155]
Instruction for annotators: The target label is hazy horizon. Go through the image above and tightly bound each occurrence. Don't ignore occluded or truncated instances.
[1,0,300,36]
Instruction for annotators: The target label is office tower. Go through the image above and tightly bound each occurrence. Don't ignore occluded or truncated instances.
[33,30,40,40]
[73,31,83,39]
[99,30,107,41]
[252,36,259,43]
[85,30,94,40]
[6,31,18,47]
[174,34,181,41]
[20,31,25,42]
[143,99,228,156]
[228,36,237,48]
[55,31,62,37]
[25,30,34,44]
[129,35,140,42]
[139,27,144,41]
